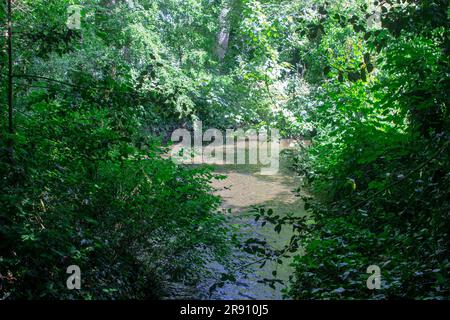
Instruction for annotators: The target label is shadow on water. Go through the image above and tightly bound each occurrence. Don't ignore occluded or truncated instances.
[167,138,307,300]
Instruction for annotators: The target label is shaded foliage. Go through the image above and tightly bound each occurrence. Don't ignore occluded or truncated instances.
[0,0,229,299]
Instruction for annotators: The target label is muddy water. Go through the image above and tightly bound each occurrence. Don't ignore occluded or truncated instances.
[169,137,306,300]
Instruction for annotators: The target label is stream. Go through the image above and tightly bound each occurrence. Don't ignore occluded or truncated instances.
[168,137,306,300]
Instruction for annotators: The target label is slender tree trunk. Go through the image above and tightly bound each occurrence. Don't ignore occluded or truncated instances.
[215,3,231,61]
[7,0,14,163]
[7,0,13,133]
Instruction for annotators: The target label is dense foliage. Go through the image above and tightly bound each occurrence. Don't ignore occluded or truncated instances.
[0,0,229,299]
[246,0,449,299]
[219,0,449,299]
[1,0,449,300]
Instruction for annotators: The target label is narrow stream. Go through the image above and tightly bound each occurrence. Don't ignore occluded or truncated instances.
[168,137,306,299]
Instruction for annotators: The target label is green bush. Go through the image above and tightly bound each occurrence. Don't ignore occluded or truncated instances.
[0,95,226,299]
[287,0,449,300]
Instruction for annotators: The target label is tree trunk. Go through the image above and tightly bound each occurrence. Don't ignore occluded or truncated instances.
[215,3,231,61]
